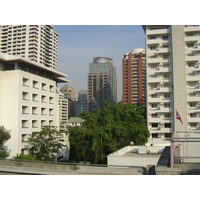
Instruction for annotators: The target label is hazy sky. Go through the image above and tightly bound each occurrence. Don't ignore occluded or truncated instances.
[53,25,145,101]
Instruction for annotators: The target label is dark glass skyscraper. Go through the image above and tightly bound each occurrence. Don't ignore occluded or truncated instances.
[88,57,117,112]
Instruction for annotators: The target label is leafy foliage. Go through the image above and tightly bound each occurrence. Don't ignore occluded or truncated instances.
[0,126,11,158]
[13,153,35,160]
[28,126,65,161]
[69,101,149,164]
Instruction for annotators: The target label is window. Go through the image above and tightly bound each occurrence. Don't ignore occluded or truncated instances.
[164,123,171,128]
[164,113,171,118]
[162,36,168,40]
[22,120,28,128]
[190,113,196,118]
[21,134,28,142]
[22,106,28,114]
[32,107,38,115]
[152,113,158,118]
[163,73,170,79]
[32,93,38,102]
[41,95,47,103]
[49,120,53,126]
[163,55,169,59]
[164,103,170,108]
[151,94,157,98]
[49,97,54,104]
[33,80,39,88]
[49,85,54,92]
[165,133,171,138]
[22,78,29,86]
[151,103,158,108]
[152,133,158,138]
[32,120,38,128]
[187,43,194,47]
[190,102,196,107]
[150,46,157,50]
[22,92,29,100]
[42,83,47,90]
[188,63,195,67]
[152,123,158,127]
[149,36,156,40]
[41,107,46,115]
[49,108,54,115]
[164,93,170,98]
[190,123,197,128]
[41,120,46,127]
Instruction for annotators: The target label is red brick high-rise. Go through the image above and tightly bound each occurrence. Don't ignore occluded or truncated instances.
[122,48,146,106]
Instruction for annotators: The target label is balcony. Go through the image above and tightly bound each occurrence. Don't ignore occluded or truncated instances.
[147,38,161,45]
[186,54,200,61]
[186,74,200,81]
[148,77,161,83]
[147,56,161,64]
[185,35,199,42]
[188,117,200,123]
[148,97,161,103]
[146,28,170,35]
[184,26,200,32]
[187,95,200,102]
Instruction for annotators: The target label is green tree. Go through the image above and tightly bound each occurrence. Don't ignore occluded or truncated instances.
[28,126,65,161]
[0,126,11,158]
[69,101,149,164]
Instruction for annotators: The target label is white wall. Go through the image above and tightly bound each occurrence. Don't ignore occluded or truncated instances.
[0,69,59,158]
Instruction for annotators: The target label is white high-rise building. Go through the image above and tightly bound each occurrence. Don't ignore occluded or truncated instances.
[0,25,58,69]
[0,53,70,158]
[143,25,200,150]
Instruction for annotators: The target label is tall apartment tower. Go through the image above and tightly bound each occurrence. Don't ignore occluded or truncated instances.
[0,25,58,69]
[143,25,200,146]
[88,57,117,112]
[122,48,146,106]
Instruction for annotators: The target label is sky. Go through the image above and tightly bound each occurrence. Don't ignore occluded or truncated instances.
[53,25,145,101]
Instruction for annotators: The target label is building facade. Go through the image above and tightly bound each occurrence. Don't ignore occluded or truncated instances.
[122,48,146,106]
[60,85,76,117]
[0,25,58,69]
[143,25,200,146]
[75,90,88,116]
[59,92,68,125]
[0,53,69,158]
[88,57,117,112]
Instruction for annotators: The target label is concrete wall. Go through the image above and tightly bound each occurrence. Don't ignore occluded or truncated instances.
[0,160,145,175]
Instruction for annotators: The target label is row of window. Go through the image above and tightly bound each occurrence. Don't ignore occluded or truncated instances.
[22,92,54,103]
[151,122,199,128]
[22,106,54,115]
[150,102,199,108]
[22,78,54,92]
[21,120,54,128]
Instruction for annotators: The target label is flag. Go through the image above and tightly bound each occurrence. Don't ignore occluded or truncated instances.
[176,110,183,125]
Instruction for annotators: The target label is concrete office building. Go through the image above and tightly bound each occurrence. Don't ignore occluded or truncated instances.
[0,25,58,69]
[88,57,117,112]
[75,90,88,116]
[60,85,76,117]
[0,53,70,158]
[143,25,200,150]
[122,48,146,106]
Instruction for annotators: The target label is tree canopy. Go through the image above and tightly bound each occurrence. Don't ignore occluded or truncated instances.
[28,126,65,161]
[69,101,149,164]
[0,126,11,158]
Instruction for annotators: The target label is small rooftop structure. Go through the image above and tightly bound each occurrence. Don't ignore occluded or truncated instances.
[67,117,85,126]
